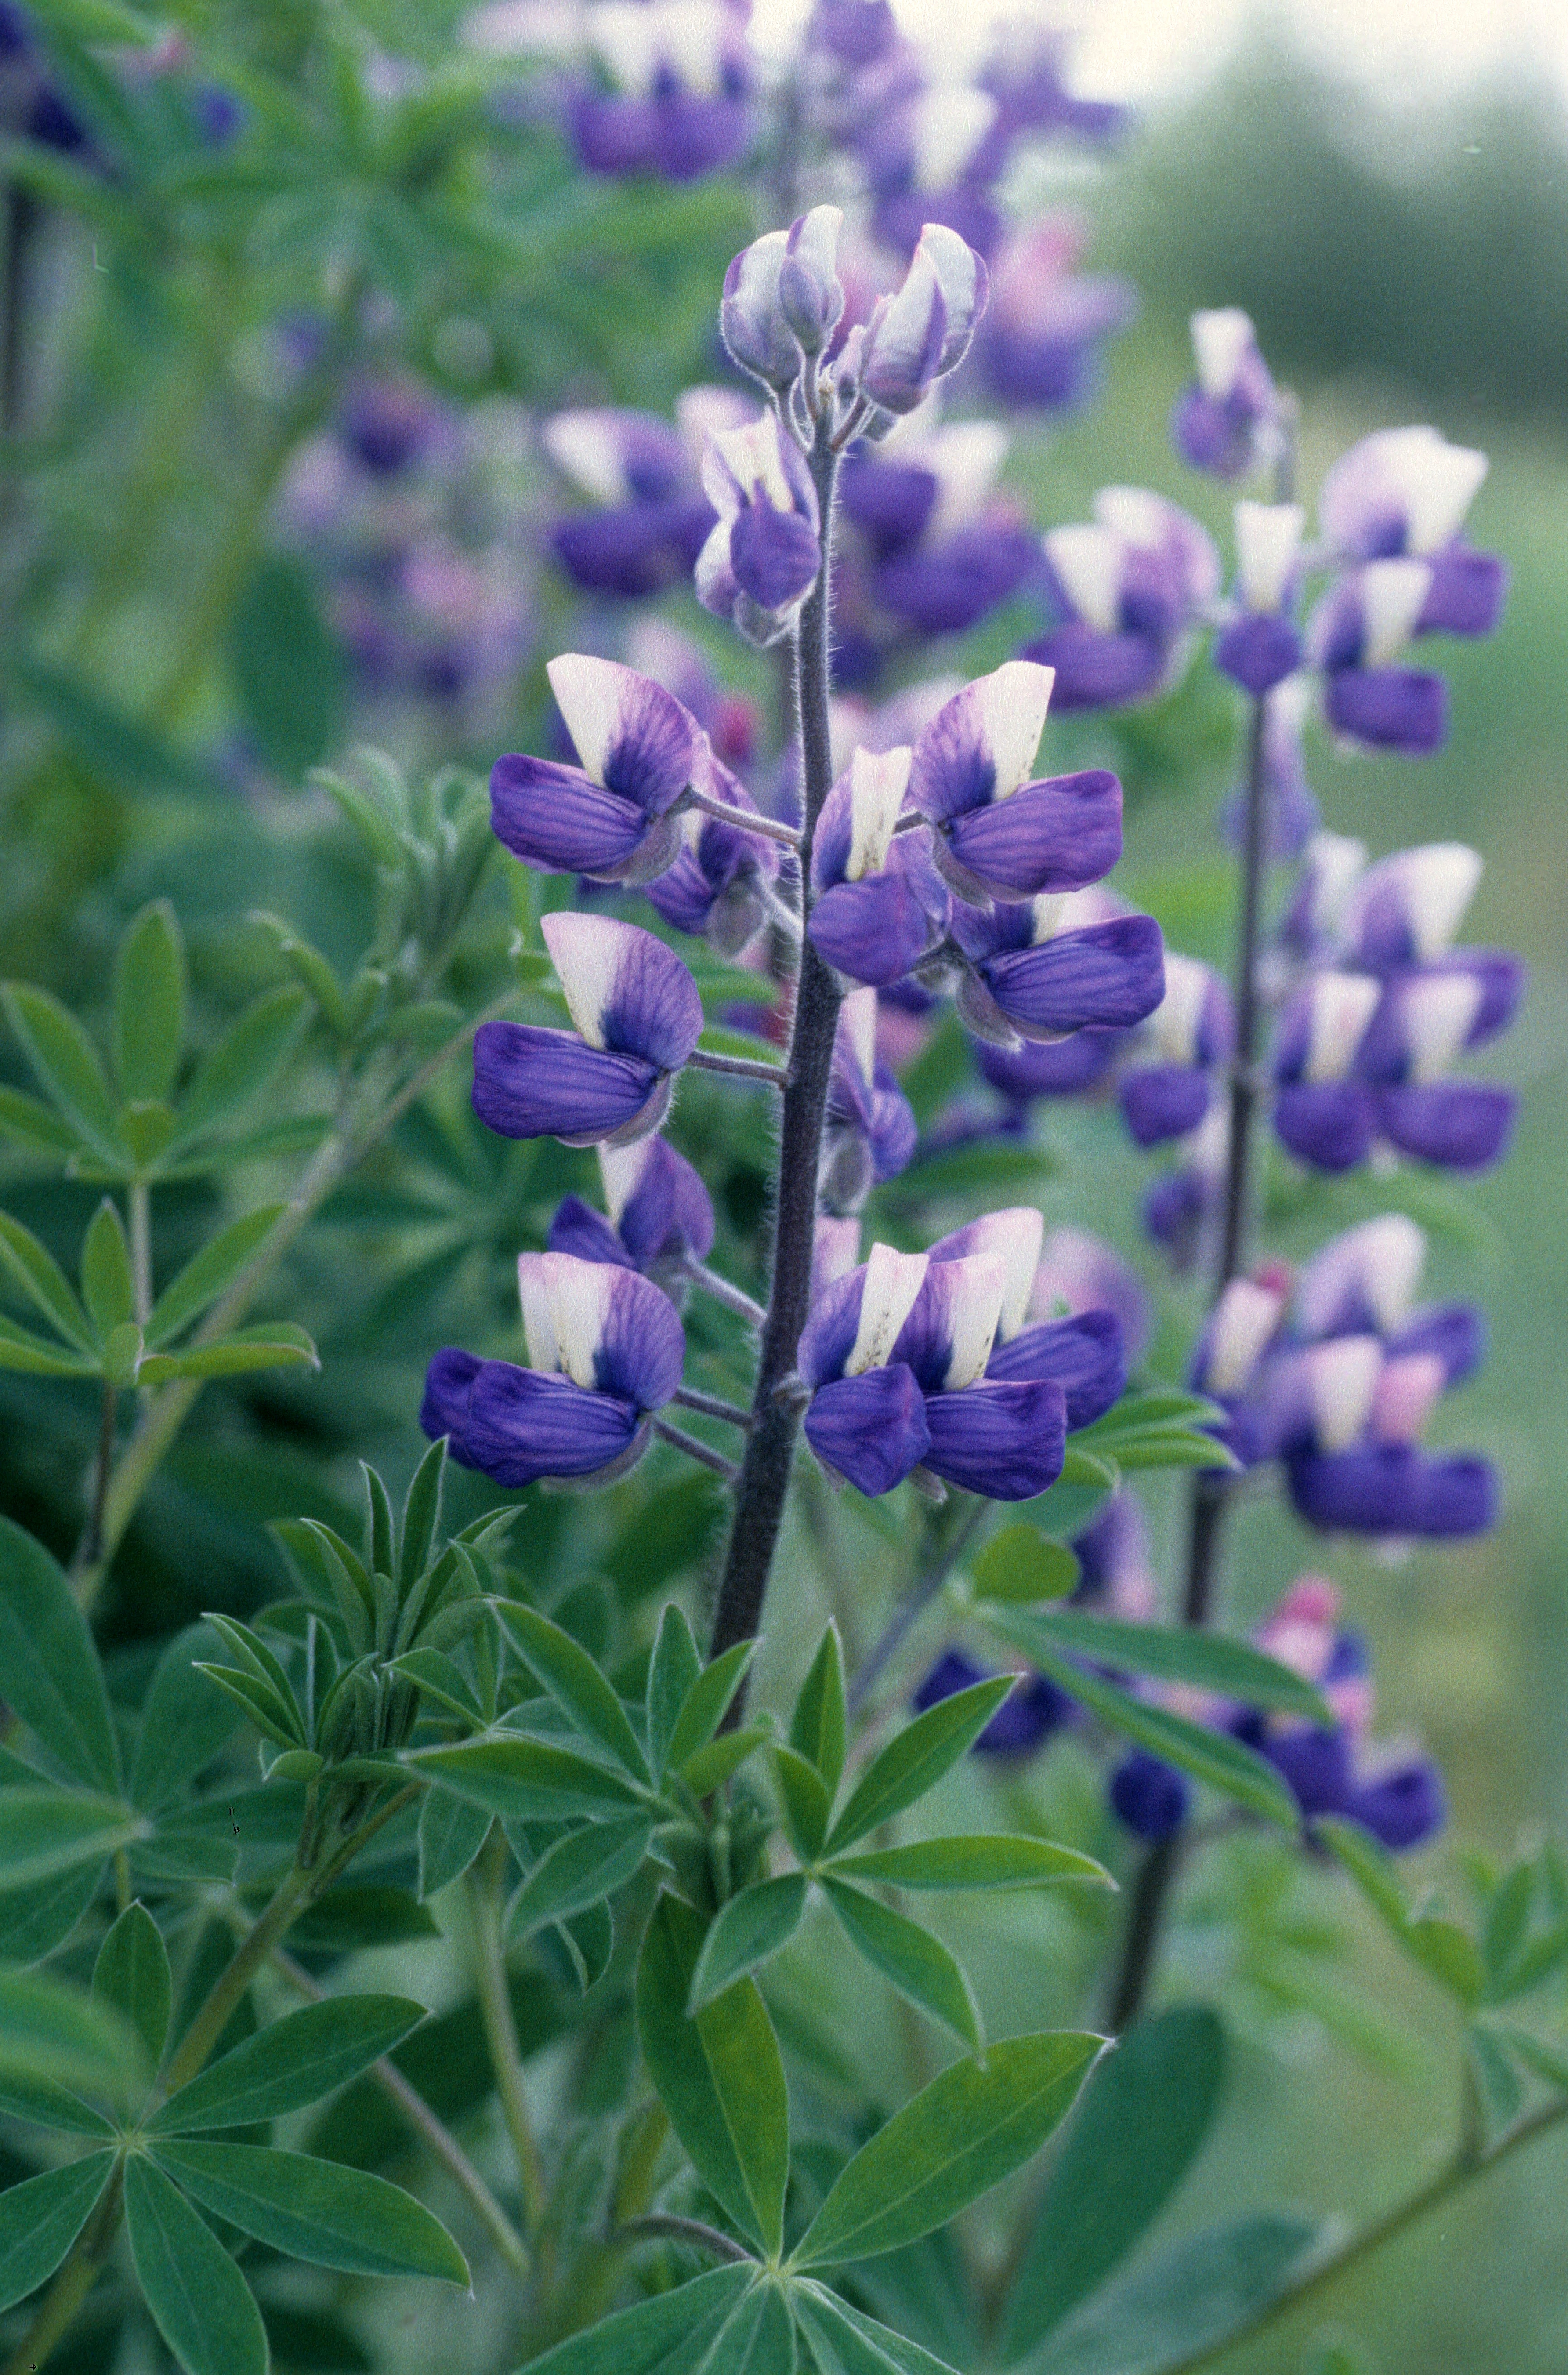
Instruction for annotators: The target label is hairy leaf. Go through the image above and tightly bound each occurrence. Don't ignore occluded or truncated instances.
[828,1836,1111,1894]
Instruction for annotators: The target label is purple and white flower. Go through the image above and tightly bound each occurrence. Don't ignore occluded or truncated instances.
[543,391,753,598]
[808,746,951,988]
[546,1135,715,1288]
[489,655,699,884]
[1117,953,1233,1148]
[820,990,918,1210]
[721,205,846,388]
[1271,1325,1495,1541]
[947,887,1166,1048]
[1170,308,1284,482]
[905,660,1123,904]
[801,1240,1068,1500]
[978,217,1136,414]
[566,0,754,182]
[695,411,822,645]
[421,1251,684,1489]
[645,740,782,954]
[839,415,1039,646]
[1025,487,1222,710]
[858,223,990,418]
[1213,501,1306,696]
[472,912,703,1148]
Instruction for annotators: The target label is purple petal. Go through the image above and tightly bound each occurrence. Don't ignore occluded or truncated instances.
[921,1377,1066,1500]
[1272,1082,1376,1173]
[799,1265,868,1389]
[809,873,939,988]
[545,913,705,1073]
[839,456,938,554]
[616,1135,716,1264]
[472,1023,663,1146]
[1389,1301,1485,1385]
[590,1264,686,1410]
[547,1197,634,1269]
[874,526,1039,635]
[731,503,822,612]
[420,1348,483,1458]
[1019,624,1168,710]
[490,758,659,877]
[987,1310,1125,1432]
[1287,1444,1497,1537]
[1325,667,1448,754]
[1214,613,1302,696]
[547,656,698,817]
[1377,1083,1515,1170]
[1344,1761,1445,1851]
[939,771,1122,902]
[869,1069,918,1182]
[1417,547,1506,639]
[976,1028,1122,1101]
[1119,1063,1213,1147]
[982,915,1166,1039]
[1265,1726,1353,1820]
[550,498,715,598]
[804,1364,931,1495]
[465,1362,642,1486]
[1110,1751,1189,1840]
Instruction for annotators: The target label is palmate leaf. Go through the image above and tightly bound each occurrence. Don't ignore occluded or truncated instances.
[149,2140,468,2283]
[637,1893,789,2258]
[150,1995,429,2133]
[142,1207,284,1349]
[113,900,187,1105]
[789,1624,847,1794]
[496,1600,650,1780]
[793,2285,965,2375]
[793,2033,1105,2270]
[124,2154,268,2375]
[509,1815,655,1937]
[0,2151,116,2313]
[998,2008,1227,2362]
[1,983,124,1164]
[417,1786,492,1899]
[409,1736,645,1822]
[0,1967,145,2102]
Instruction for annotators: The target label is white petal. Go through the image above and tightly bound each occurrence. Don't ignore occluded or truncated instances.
[846,1243,930,1377]
[1359,558,1433,667]
[675,384,758,468]
[1301,830,1368,942]
[839,986,879,1088]
[1393,431,1488,555]
[598,1139,650,1225]
[1150,952,1213,1065]
[1029,894,1067,946]
[967,1209,1044,1339]
[1044,522,1121,635]
[1402,973,1484,1082]
[910,85,996,189]
[942,1253,1006,1390]
[541,908,630,1048]
[847,745,912,879]
[1191,307,1255,399]
[546,653,640,788]
[1371,1351,1446,1444]
[542,410,632,505]
[1304,1335,1383,1451]
[518,1252,560,1372]
[1297,1214,1426,1338]
[1304,972,1382,1082]
[544,1252,617,1389]
[973,660,1054,801]
[916,421,1009,543]
[1206,1276,1285,1395]
[1093,485,1170,551]
[1354,843,1482,962]
[1235,500,1304,611]
[709,413,796,514]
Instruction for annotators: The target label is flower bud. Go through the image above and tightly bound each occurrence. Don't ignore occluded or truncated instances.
[721,230,800,389]
[778,204,845,356]
[860,224,989,415]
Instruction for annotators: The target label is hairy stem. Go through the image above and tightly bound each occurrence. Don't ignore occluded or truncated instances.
[652,1418,740,1481]
[467,1834,547,2237]
[687,1047,788,1087]
[1106,689,1271,2031]
[681,1260,767,1329]
[274,1949,531,2283]
[673,1387,753,1429]
[709,423,842,1671]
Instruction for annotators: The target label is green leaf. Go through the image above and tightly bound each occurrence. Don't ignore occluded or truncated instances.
[81,1198,135,1336]
[0,1215,97,1355]
[0,1084,76,1157]
[131,1624,245,1811]
[679,1724,771,1799]
[519,2265,757,2373]
[689,1876,809,2011]
[772,1746,832,1864]
[140,1321,318,1381]
[288,1886,438,1954]
[150,2140,468,2283]
[115,902,187,1104]
[1405,1917,1485,2007]
[0,1313,98,1375]
[999,2008,1227,2361]
[0,1967,144,2101]
[699,2281,797,2372]
[152,1995,429,2134]
[510,1815,654,1936]
[1467,2022,1525,2136]
[398,1436,448,1599]
[647,1603,703,1777]
[547,1899,615,1996]
[0,1516,120,1788]
[1007,1648,1299,1830]
[793,2031,1104,2269]
[0,2152,115,2314]
[793,2284,965,2375]
[0,1859,101,1963]
[789,1624,847,1794]
[1489,1916,1568,2002]
[417,1788,492,1900]
[1090,1429,1236,1474]
[828,1836,1111,1895]
[391,1647,485,1725]
[193,1663,304,1750]
[496,1600,650,1780]
[94,1901,171,2066]
[229,555,344,776]
[0,2064,115,2136]
[637,1893,790,2256]
[102,1317,144,1386]
[0,1788,143,1888]
[1029,2216,1323,2375]
[409,1736,643,1822]
[969,1526,1079,1605]
[821,1878,981,2051]
[825,1679,1014,1853]
[667,1641,758,1773]
[1315,1817,1410,1932]
[1055,1447,1119,1491]
[991,1608,1333,1723]
[1482,1862,1535,1984]
[173,988,305,1147]
[1486,2020,1568,2092]
[2,983,123,1160]
[143,1208,283,1349]
[124,2154,269,2375]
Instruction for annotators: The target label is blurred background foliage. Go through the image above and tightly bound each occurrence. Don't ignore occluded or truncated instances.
[1,9,1566,2368]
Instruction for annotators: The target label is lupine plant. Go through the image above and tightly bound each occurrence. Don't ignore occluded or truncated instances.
[0,9,1564,2375]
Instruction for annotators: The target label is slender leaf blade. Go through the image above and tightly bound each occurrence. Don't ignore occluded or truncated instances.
[93,1900,172,2066]
[0,1788,143,1888]
[0,2152,115,2313]
[519,2264,757,2374]
[667,1642,757,1773]
[647,1603,703,1777]
[822,1878,981,2050]
[0,1516,120,1788]
[993,1608,1332,1722]
[1031,2215,1324,2375]
[794,2284,966,2375]
[689,1876,809,2011]
[1013,1650,1299,1830]
[509,1815,654,1936]
[790,1624,847,1794]
[829,1837,1111,1894]
[826,1679,1014,1853]
[794,2032,1104,2268]
[409,1736,643,1822]
[124,2154,268,2375]
[151,1994,429,2133]
[150,2140,468,2282]
[2,983,123,1159]
[114,902,187,1104]
[496,1600,649,1780]
[143,1207,283,1349]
